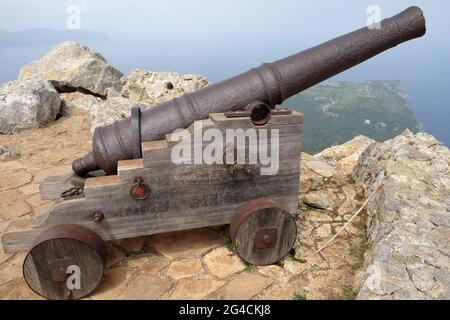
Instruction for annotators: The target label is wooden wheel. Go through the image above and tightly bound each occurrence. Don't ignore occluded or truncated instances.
[230,197,297,266]
[23,224,106,300]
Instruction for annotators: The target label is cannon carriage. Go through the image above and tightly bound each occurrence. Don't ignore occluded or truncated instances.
[1,7,426,299]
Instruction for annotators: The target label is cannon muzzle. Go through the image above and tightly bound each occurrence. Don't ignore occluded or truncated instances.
[73,6,426,176]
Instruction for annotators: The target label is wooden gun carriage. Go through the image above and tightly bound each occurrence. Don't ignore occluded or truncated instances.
[2,110,303,299]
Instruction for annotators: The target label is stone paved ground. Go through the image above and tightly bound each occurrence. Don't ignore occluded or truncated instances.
[0,112,371,300]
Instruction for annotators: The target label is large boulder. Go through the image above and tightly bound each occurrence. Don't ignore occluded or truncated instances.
[19,41,123,96]
[121,69,209,104]
[0,77,60,133]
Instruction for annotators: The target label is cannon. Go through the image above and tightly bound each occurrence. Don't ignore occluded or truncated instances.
[1,7,425,299]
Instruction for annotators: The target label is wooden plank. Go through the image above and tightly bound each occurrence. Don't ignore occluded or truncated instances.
[84,175,120,199]
[141,140,168,152]
[117,159,144,174]
[84,175,119,188]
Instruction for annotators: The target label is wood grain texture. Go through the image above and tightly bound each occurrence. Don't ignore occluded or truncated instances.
[40,173,86,200]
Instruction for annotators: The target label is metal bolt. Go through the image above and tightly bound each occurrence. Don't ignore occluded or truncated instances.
[243,165,253,176]
[93,211,104,223]
[263,234,272,244]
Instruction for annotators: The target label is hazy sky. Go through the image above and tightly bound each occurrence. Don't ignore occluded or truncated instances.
[1,1,449,39]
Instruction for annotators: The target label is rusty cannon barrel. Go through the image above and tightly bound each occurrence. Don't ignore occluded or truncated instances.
[73,6,426,176]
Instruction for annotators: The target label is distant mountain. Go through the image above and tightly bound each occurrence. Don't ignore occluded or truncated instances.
[0,29,108,47]
[282,81,420,154]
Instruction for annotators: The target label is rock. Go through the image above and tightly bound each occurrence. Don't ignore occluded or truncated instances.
[0,77,60,133]
[305,210,333,222]
[337,185,358,216]
[321,238,358,268]
[0,146,5,156]
[0,161,25,173]
[307,269,350,290]
[301,152,315,161]
[32,165,72,183]
[294,247,329,269]
[299,176,312,193]
[0,251,12,265]
[257,265,291,282]
[336,153,360,178]
[32,201,55,218]
[316,135,375,180]
[316,224,332,238]
[215,272,273,300]
[19,41,123,96]
[257,282,298,300]
[151,228,225,260]
[113,236,146,254]
[304,160,337,178]
[353,131,450,300]
[121,69,209,105]
[283,260,308,275]
[0,253,26,285]
[0,279,44,300]
[66,69,210,131]
[105,87,122,98]
[0,201,31,220]
[105,242,126,268]
[318,135,375,162]
[17,183,39,196]
[296,219,315,243]
[91,96,152,131]
[302,190,337,210]
[166,259,203,280]
[0,152,9,161]
[128,253,169,276]
[203,247,246,278]
[59,92,102,115]
[170,277,225,300]
[26,193,51,208]
[123,274,172,300]
[0,171,32,191]
[299,169,324,192]
[91,267,128,300]
[406,265,437,293]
